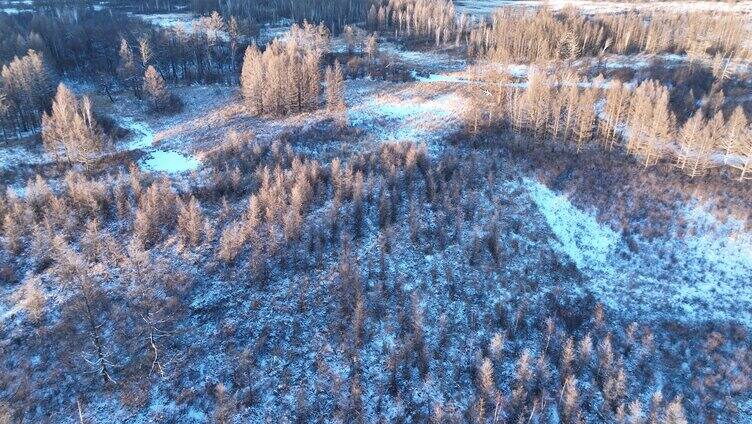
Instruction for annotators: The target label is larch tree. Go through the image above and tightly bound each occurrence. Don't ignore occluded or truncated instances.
[366,34,379,61]
[326,60,346,124]
[53,236,116,384]
[677,110,715,177]
[641,90,674,167]
[600,80,629,150]
[42,83,108,166]
[0,89,9,140]
[118,39,140,98]
[240,45,264,115]
[228,16,240,79]
[139,37,153,69]
[676,111,706,172]
[734,126,752,180]
[574,84,598,152]
[1,50,55,131]
[304,51,321,111]
[143,65,170,111]
[344,25,356,53]
[721,106,747,163]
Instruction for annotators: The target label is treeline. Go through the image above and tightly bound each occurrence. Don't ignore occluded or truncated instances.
[367,0,471,46]
[191,0,372,33]
[469,8,750,62]
[0,11,149,77]
[465,70,752,180]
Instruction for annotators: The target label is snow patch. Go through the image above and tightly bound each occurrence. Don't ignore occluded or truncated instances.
[455,0,752,16]
[525,178,620,271]
[347,92,465,146]
[131,13,198,31]
[525,177,752,326]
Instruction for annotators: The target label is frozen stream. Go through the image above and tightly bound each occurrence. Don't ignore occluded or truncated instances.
[119,117,200,173]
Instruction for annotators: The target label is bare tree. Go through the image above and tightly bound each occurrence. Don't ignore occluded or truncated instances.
[54,237,115,384]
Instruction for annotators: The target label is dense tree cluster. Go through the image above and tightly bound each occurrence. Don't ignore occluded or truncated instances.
[465,67,752,180]
[0,50,56,138]
[469,8,749,62]
[1,132,749,421]
[240,23,330,117]
[367,0,467,46]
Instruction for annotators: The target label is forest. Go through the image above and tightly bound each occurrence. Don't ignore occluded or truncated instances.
[1,0,752,423]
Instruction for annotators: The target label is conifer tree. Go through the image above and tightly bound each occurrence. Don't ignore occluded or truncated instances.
[241,45,264,115]
[326,60,345,113]
[735,129,752,180]
[143,65,170,111]
[1,50,55,130]
[118,39,140,97]
[366,34,379,61]
[42,84,108,166]
[721,106,747,163]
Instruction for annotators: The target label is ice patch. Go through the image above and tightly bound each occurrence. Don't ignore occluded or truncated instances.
[117,117,200,174]
[140,150,200,173]
[120,117,154,150]
[508,64,529,78]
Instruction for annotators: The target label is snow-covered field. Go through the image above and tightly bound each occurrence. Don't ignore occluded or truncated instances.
[348,90,466,148]
[128,12,198,31]
[455,0,752,15]
[527,177,752,326]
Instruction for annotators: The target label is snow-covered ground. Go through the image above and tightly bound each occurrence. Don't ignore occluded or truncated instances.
[0,0,32,14]
[526,177,752,326]
[379,42,467,73]
[455,0,752,16]
[258,18,295,45]
[129,12,199,31]
[348,91,466,148]
[0,143,44,172]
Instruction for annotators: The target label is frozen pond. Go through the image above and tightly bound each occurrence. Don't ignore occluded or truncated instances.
[118,117,200,174]
[141,150,200,173]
